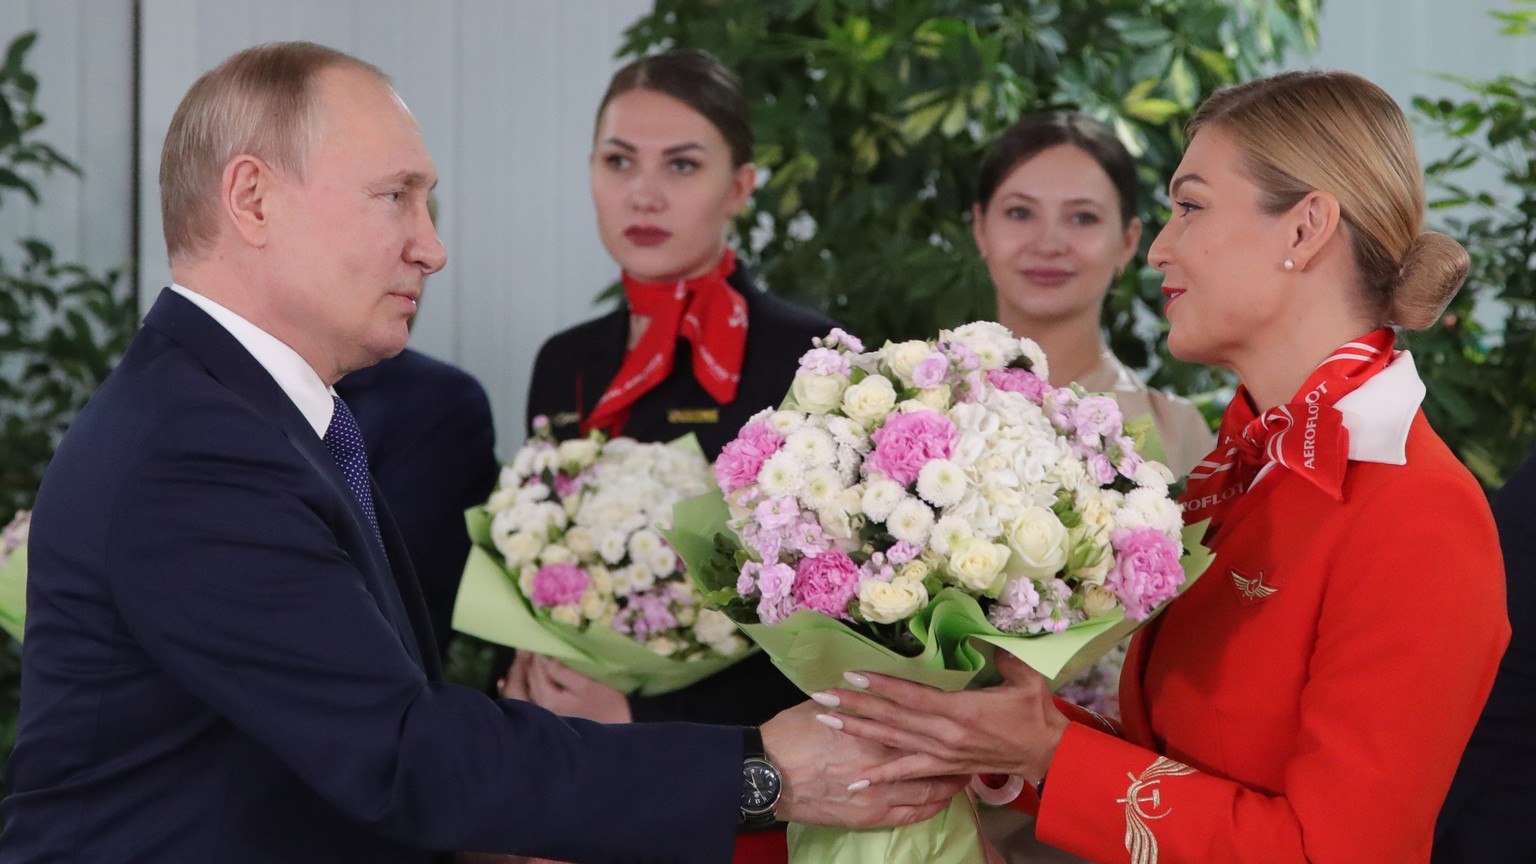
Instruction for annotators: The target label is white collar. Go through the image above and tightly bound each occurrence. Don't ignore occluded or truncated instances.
[1334,349,1424,465]
[170,284,335,438]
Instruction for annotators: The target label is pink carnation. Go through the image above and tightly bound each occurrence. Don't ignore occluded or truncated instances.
[530,562,588,608]
[791,550,861,620]
[986,368,1049,404]
[1106,527,1185,620]
[714,421,785,493]
[865,411,958,485]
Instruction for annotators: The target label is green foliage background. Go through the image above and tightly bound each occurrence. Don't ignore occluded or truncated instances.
[619,0,1319,407]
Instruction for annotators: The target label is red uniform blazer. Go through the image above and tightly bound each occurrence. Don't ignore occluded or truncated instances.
[1028,411,1508,863]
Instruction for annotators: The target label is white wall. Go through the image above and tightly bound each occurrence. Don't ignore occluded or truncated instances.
[1,0,1532,458]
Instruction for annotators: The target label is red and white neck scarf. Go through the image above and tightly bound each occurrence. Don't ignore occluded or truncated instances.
[1181,328,1397,534]
[581,249,748,438]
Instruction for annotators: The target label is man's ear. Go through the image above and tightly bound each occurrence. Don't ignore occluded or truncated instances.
[1286,190,1342,272]
[222,155,275,248]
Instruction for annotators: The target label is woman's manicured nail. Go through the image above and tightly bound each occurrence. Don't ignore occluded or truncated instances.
[843,671,870,689]
[810,691,840,708]
[847,779,871,792]
[815,713,844,730]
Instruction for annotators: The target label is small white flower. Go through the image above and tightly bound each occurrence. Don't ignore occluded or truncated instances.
[556,438,600,468]
[767,410,808,436]
[1133,459,1175,492]
[785,427,838,469]
[596,530,628,565]
[930,514,975,557]
[913,385,953,411]
[946,536,1011,594]
[886,497,936,546]
[800,468,845,511]
[493,527,544,567]
[951,321,1022,369]
[550,605,582,626]
[1018,338,1050,380]
[1082,584,1122,618]
[861,477,906,522]
[916,459,967,508]
[646,636,680,657]
[1117,487,1183,536]
[757,450,806,497]
[694,608,739,645]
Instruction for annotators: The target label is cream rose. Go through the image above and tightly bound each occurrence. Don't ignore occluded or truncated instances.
[884,340,933,385]
[1007,505,1069,579]
[947,536,1011,595]
[556,437,600,468]
[791,373,847,415]
[840,375,898,426]
[858,577,930,624]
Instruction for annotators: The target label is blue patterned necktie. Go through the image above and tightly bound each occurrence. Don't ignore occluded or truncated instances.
[323,394,384,548]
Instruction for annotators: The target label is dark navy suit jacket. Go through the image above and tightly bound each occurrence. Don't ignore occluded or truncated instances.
[0,289,740,863]
[337,348,500,661]
[1434,449,1536,862]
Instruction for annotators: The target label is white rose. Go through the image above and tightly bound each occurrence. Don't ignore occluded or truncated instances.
[556,438,600,468]
[711,634,748,657]
[946,537,1011,595]
[916,459,967,508]
[817,505,857,544]
[861,477,906,522]
[884,340,932,385]
[646,636,680,657]
[840,375,898,426]
[694,608,739,644]
[887,497,936,546]
[1082,584,1122,618]
[858,577,930,624]
[493,528,544,567]
[791,373,847,415]
[550,605,582,627]
[914,385,953,411]
[1007,506,1069,579]
[898,560,931,582]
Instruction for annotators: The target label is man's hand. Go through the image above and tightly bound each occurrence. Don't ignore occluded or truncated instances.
[761,700,968,828]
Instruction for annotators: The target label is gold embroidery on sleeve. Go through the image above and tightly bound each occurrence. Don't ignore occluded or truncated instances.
[1118,756,1196,864]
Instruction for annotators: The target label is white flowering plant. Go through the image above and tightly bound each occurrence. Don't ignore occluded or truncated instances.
[0,509,29,642]
[453,422,751,696]
[666,323,1213,864]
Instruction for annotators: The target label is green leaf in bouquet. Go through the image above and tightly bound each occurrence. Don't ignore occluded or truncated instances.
[662,489,742,596]
[0,543,27,642]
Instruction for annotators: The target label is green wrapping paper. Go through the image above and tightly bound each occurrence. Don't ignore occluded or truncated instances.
[0,543,25,642]
[452,507,752,696]
[665,489,1215,863]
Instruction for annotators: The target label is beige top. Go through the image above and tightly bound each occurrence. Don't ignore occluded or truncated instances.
[1076,348,1215,479]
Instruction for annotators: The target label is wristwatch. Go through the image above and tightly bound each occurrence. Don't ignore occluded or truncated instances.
[739,726,782,831]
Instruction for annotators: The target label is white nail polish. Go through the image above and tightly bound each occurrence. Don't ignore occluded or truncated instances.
[843,671,870,689]
[847,779,871,792]
[814,713,844,730]
[810,691,840,708]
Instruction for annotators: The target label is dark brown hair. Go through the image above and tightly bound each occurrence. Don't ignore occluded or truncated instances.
[976,112,1138,227]
[596,49,753,167]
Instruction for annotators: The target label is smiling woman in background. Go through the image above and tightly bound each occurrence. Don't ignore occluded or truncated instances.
[492,49,838,864]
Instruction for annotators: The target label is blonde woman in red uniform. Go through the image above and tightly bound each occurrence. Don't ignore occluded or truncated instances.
[815,70,1510,863]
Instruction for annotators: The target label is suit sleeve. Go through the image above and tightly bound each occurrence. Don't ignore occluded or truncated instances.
[1035,469,1509,863]
[108,401,740,863]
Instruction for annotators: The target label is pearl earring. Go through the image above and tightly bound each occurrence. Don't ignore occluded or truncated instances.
[1283,259,1295,271]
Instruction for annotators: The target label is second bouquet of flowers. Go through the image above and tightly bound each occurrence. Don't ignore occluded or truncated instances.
[453,421,752,696]
[665,323,1213,863]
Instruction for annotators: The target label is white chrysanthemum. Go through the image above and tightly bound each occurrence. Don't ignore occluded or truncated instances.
[1133,459,1175,492]
[627,529,664,564]
[484,486,517,513]
[841,375,899,426]
[550,605,582,626]
[800,468,845,511]
[767,409,808,437]
[861,477,907,522]
[1018,337,1050,380]
[757,450,806,497]
[883,340,932,385]
[646,636,681,657]
[1007,506,1069,579]
[580,589,613,622]
[887,497,936,546]
[539,543,578,566]
[859,576,930,624]
[791,373,847,415]
[824,415,870,451]
[1116,487,1184,537]
[951,321,1022,370]
[785,426,837,469]
[587,564,614,595]
[916,459,967,508]
[646,547,679,578]
[929,514,973,557]
[595,530,629,565]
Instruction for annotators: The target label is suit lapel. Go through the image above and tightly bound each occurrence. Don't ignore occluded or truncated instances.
[142,289,431,671]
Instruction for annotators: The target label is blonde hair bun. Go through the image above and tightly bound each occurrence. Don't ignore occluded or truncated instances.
[1391,231,1470,330]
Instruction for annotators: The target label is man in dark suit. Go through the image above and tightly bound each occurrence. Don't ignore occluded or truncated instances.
[1434,447,1536,862]
[338,346,499,661]
[0,42,959,863]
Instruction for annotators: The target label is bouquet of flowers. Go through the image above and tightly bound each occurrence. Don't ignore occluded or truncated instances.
[666,323,1213,863]
[453,421,751,695]
[0,510,30,642]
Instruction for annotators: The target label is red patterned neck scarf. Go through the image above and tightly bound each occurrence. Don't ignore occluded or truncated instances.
[581,249,747,438]
[1181,328,1397,534]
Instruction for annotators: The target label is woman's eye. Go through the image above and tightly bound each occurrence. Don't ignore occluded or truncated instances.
[1071,212,1102,226]
[1004,206,1031,221]
[604,153,631,170]
[670,157,701,174]
[1174,200,1202,217]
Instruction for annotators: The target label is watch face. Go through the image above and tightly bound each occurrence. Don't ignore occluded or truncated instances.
[741,758,781,814]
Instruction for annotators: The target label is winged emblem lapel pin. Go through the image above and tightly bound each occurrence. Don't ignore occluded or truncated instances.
[1230,567,1278,603]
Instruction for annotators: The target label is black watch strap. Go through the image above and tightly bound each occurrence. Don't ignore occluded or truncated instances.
[739,726,781,832]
